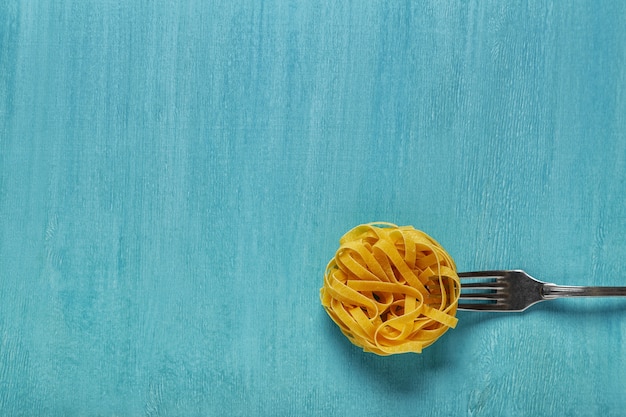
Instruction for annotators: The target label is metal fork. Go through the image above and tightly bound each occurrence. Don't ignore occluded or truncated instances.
[458,270,626,312]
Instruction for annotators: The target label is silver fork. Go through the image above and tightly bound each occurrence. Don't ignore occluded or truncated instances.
[458,270,626,312]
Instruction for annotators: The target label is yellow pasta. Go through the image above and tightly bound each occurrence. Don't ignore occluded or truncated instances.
[320,222,460,355]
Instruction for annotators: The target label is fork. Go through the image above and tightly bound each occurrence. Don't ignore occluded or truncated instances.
[458,270,626,312]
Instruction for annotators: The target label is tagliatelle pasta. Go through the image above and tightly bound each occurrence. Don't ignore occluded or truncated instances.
[320,223,460,355]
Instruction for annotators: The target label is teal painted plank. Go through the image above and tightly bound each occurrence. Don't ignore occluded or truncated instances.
[1,1,625,416]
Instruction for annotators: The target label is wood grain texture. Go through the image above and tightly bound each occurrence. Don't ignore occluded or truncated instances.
[1,1,625,416]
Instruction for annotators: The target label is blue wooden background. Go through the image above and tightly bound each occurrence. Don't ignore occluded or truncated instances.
[1,1,625,416]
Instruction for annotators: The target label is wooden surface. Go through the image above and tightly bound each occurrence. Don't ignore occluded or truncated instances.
[1,1,626,416]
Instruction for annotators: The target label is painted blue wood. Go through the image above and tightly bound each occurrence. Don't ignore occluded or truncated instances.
[1,1,625,415]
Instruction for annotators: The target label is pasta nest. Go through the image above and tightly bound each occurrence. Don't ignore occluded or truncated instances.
[320,223,460,355]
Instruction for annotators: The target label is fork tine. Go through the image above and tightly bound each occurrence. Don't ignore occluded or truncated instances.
[458,292,506,300]
[458,270,507,278]
[458,271,506,290]
[457,302,508,311]
[460,281,503,289]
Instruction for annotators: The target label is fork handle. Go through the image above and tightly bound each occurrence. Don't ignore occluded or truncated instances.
[543,284,626,299]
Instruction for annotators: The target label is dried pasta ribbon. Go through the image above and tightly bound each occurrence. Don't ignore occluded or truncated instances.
[320,222,460,355]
